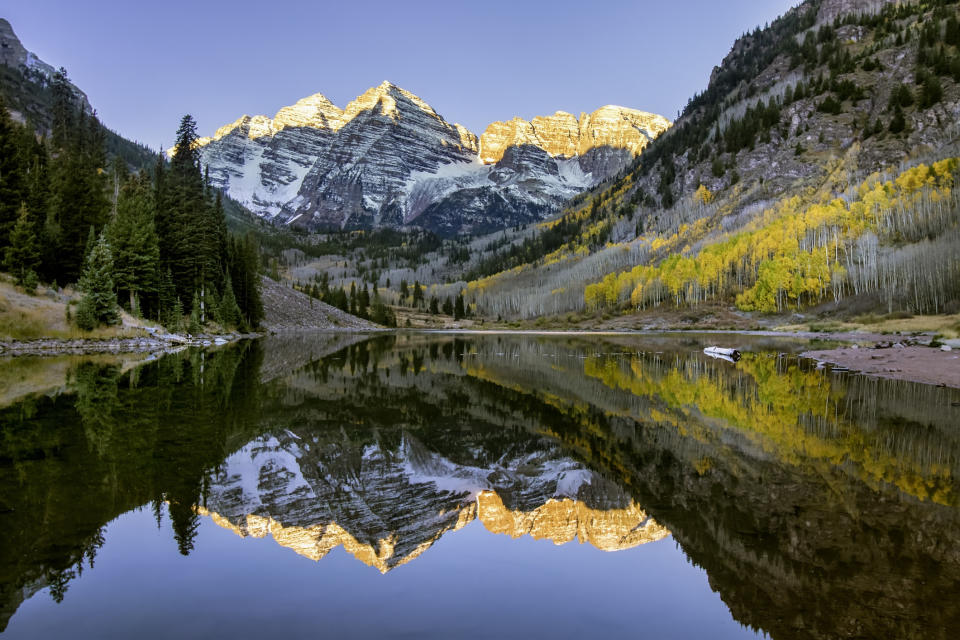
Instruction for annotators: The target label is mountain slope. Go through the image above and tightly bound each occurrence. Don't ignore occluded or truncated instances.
[259,276,379,331]
[459,0,960,320]
[196,82,670,236]
[0,18,156,170]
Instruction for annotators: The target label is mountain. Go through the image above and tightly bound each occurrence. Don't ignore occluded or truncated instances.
[0,17,154,170]
[196,82,670,236]
[200,427,666,573]
[456,0,960,321]
[0,18,91,115]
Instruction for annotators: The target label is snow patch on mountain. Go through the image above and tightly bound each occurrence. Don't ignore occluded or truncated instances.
[197,83,670,234]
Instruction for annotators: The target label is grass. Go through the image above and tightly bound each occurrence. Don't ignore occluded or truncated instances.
[806,321,849,333]
[777,313,960,338]
[0,274,153,341]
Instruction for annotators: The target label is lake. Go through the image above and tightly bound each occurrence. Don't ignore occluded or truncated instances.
[2,332,959,639]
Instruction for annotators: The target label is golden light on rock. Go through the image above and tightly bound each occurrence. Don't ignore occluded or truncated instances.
[475,490,669,551]
[197,489,668,573]
[196,504,477,574]
[478,107,672,165]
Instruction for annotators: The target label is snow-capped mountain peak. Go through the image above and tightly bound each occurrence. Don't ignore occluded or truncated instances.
[196,82,671,235]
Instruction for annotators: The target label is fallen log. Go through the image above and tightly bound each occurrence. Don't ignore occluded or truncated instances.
[704,346,742,362]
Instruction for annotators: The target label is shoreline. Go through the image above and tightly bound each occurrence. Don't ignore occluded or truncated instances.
[801,343,960,389]
[4,328,958,391]
[0,332,258,357]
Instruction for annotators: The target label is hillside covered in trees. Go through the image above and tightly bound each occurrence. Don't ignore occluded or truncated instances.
[0,68,263,333]
[423,0,960,322]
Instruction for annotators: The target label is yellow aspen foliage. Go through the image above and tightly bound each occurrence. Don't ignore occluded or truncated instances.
[582,158,960,313]
[693,184,714,206]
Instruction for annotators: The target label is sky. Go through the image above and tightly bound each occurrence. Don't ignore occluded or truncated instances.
[5,0,800,150]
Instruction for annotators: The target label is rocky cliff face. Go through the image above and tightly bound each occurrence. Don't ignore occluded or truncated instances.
[815,0,896,23]
[479,107,670,169]
[197,83,669,235]
[0,18,91,116]
[201,429,667,572]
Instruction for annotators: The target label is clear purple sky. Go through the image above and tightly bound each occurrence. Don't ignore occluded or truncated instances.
[6,0,799,150]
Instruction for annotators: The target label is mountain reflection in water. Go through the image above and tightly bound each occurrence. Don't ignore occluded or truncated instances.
[1,333,959,638]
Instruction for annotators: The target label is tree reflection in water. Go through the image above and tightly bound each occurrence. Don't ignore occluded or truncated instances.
[1,333,958,638]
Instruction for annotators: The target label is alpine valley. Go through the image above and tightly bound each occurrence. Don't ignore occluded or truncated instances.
[196,84,671,236]
[5,1,960,639]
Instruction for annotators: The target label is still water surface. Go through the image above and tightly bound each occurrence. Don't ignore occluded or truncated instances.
[1,333,959,639]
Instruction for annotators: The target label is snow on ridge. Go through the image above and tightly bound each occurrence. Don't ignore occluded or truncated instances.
[398,435,595,501]
[216,437,315,507]
[203,140,313,219]
[556,157,593,189]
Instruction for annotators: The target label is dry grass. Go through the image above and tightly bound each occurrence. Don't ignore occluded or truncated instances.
[777,313,960,338]
[859,314,960,338]
[393,307,480,329]
[0,274,153,341]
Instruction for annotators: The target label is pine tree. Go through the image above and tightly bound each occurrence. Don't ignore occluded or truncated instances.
[226,233,263,328]
[24,139,50,241]
[47,83,110,285]
[164,115,223,304]
[218,273,242,329]
[917,73,943,109]
[889,106,906,134]
[412,281,424,307]
[158,267,176,326]
[107,173,160,315]
[0,94,26,249]
[189,290,202,334]
[76,234,119,330]
[169,296,184,332]
[454,292,465,320]
[5,204,40,288]
[358,283,370,319]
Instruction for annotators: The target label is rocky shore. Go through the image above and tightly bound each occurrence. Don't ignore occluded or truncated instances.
[0,331,253,357]
[803,340,960,388]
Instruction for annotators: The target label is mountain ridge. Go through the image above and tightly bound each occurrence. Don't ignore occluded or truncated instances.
[196,82,670,235]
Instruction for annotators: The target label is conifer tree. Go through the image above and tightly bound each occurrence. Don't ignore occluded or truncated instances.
[5,204,40,288]
[358,284,370,318]
[412,281,424,307]
[169,296,184,332]
[24,140,50,239]
[218,273,242,329]
[226,233,263,328]
[107,173,160,315]
[454,292,465,320]
[158,267,177,326]
[0,94,26,249]
[189,291,202,334]
[889,106,906,134]
[164,114,223,303]
[47,75,110,284]
[76,234,119,330]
